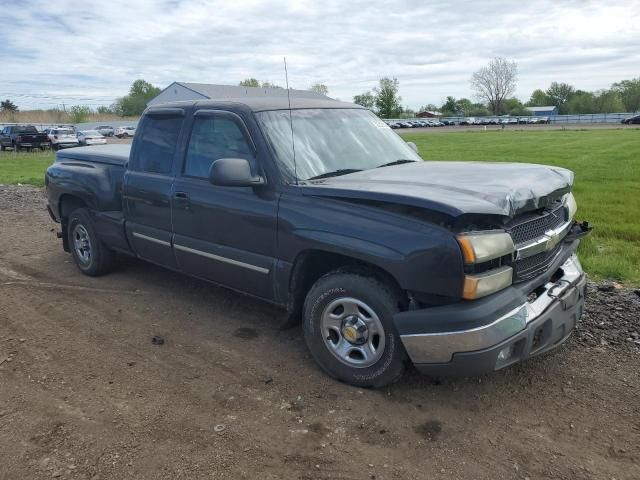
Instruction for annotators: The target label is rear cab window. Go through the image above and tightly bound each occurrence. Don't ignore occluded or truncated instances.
[131,111,184,174]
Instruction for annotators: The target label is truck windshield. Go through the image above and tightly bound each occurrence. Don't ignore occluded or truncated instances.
[256,108,421,181]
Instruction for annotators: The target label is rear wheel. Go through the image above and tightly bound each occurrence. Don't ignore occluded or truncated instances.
[303,271,408,388]
[67,208,117,276]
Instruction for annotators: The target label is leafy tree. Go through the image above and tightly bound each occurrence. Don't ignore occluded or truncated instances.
[565,91,595,114]
[114,79,161,117]
[353,91,375,109]
[260,81,283,89]
[1,99,18,112]
[374,77,402,118]
[418,104,439,113]
[69,105,92,123]
[239,78,260,87]
[399,107,414,119]
[611,78,640,112]
[545,82,575,113]
[441,96,458,115]
[467,105,492,117]
[455,98,474,115]
[470,57,518,114]
[309,83,328,96]
[503,97,527,115]
[592,89,624,113]
[96,105,112,115]
[527,89,551,107]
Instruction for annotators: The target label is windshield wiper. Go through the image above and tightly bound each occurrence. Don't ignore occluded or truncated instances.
[377,159,417,168]
[307,169,362,180]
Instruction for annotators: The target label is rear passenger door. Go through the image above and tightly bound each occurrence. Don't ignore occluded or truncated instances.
[123,109,185,269]
[171,109,279,300]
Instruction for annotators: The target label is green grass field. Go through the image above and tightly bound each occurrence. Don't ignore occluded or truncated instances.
[1,129,639,283]
[0,149,54,186]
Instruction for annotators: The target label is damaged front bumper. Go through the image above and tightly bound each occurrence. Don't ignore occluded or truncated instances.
[396,246,586,376]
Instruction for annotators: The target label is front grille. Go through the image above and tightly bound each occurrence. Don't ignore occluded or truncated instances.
[508,202,567,246]
[513,243,563,281]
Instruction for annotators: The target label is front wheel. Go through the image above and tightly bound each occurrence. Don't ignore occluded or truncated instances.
[303,271,408,388]
[67,208,117,276]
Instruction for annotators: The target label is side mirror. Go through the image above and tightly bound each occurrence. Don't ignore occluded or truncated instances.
[407,141,418,153]
[209,158,265,187]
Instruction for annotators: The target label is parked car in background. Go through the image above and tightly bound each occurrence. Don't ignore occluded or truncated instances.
[95,125,115,137]
[538,116,550,124]
[77,130,107,146]
[0,125,50,151]
[45,127,79,150]
[115,126,136,138]
[621,114,640,124]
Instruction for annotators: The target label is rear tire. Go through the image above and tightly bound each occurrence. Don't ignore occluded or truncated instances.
[303,270,408,388]
[67,208,117,276]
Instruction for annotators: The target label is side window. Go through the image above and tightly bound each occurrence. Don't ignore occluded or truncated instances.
[133,115,183,174]
[184,116,255,179]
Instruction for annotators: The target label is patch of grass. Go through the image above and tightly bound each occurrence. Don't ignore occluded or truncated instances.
[401,129,640,284]
[0,150,55,187]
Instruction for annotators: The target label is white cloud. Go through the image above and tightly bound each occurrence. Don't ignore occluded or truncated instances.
[1,0,638,110]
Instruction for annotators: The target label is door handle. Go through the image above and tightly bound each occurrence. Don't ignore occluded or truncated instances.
[173,191,190,210]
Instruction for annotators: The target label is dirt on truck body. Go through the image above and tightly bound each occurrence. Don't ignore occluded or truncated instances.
[1,185,639,479]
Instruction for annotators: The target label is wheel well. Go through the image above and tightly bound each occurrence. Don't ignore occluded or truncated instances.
[59,194,87,220]
[58,195,88,252]
[286,250,406,323]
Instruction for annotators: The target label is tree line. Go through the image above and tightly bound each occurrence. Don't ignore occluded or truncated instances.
[353,58,640,118]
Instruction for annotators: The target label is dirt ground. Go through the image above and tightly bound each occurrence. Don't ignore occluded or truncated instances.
[1,185,639,480]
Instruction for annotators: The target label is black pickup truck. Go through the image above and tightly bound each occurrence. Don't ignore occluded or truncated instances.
[45,97,591,387]
[0,125,49,151]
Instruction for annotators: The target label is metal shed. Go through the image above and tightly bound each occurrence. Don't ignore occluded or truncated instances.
[525,106,559,116]
[148,81,328,106]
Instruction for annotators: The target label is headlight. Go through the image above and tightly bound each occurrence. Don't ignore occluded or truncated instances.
[456,231,515,264]
[463,266,513,300]
[565,192,577,220]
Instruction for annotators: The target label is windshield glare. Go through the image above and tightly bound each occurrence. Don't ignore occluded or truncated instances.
[256,108,421,181]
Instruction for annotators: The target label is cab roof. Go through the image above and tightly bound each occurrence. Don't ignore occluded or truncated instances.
[147,96,364,113]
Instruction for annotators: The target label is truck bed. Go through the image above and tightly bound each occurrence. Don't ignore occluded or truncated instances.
[56,144,131,166]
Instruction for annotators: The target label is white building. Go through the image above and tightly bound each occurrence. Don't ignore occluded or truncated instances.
[148,81,328,106]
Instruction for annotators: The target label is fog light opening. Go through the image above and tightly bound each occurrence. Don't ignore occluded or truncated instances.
[496,344,516,366]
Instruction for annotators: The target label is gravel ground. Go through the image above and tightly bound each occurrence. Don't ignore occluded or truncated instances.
[1,185,639,480]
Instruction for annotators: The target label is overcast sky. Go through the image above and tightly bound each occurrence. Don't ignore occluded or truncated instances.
[1,0,639,111]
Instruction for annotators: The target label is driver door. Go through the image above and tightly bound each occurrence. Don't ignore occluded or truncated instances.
[171,109,279,300]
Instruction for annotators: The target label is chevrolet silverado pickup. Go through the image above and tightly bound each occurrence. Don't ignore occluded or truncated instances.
[45,98,591,387]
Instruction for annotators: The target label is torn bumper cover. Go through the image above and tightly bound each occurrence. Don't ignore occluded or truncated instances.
[397,252,586,376]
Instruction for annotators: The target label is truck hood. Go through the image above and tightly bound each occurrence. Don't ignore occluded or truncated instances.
[301,161,573,220]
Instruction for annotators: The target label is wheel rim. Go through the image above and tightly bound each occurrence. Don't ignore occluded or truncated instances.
[320,297,386,368]
[72,224,92,265]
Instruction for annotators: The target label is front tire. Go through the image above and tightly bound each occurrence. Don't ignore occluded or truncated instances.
[303,271,408,388]
[67,208,117,276]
